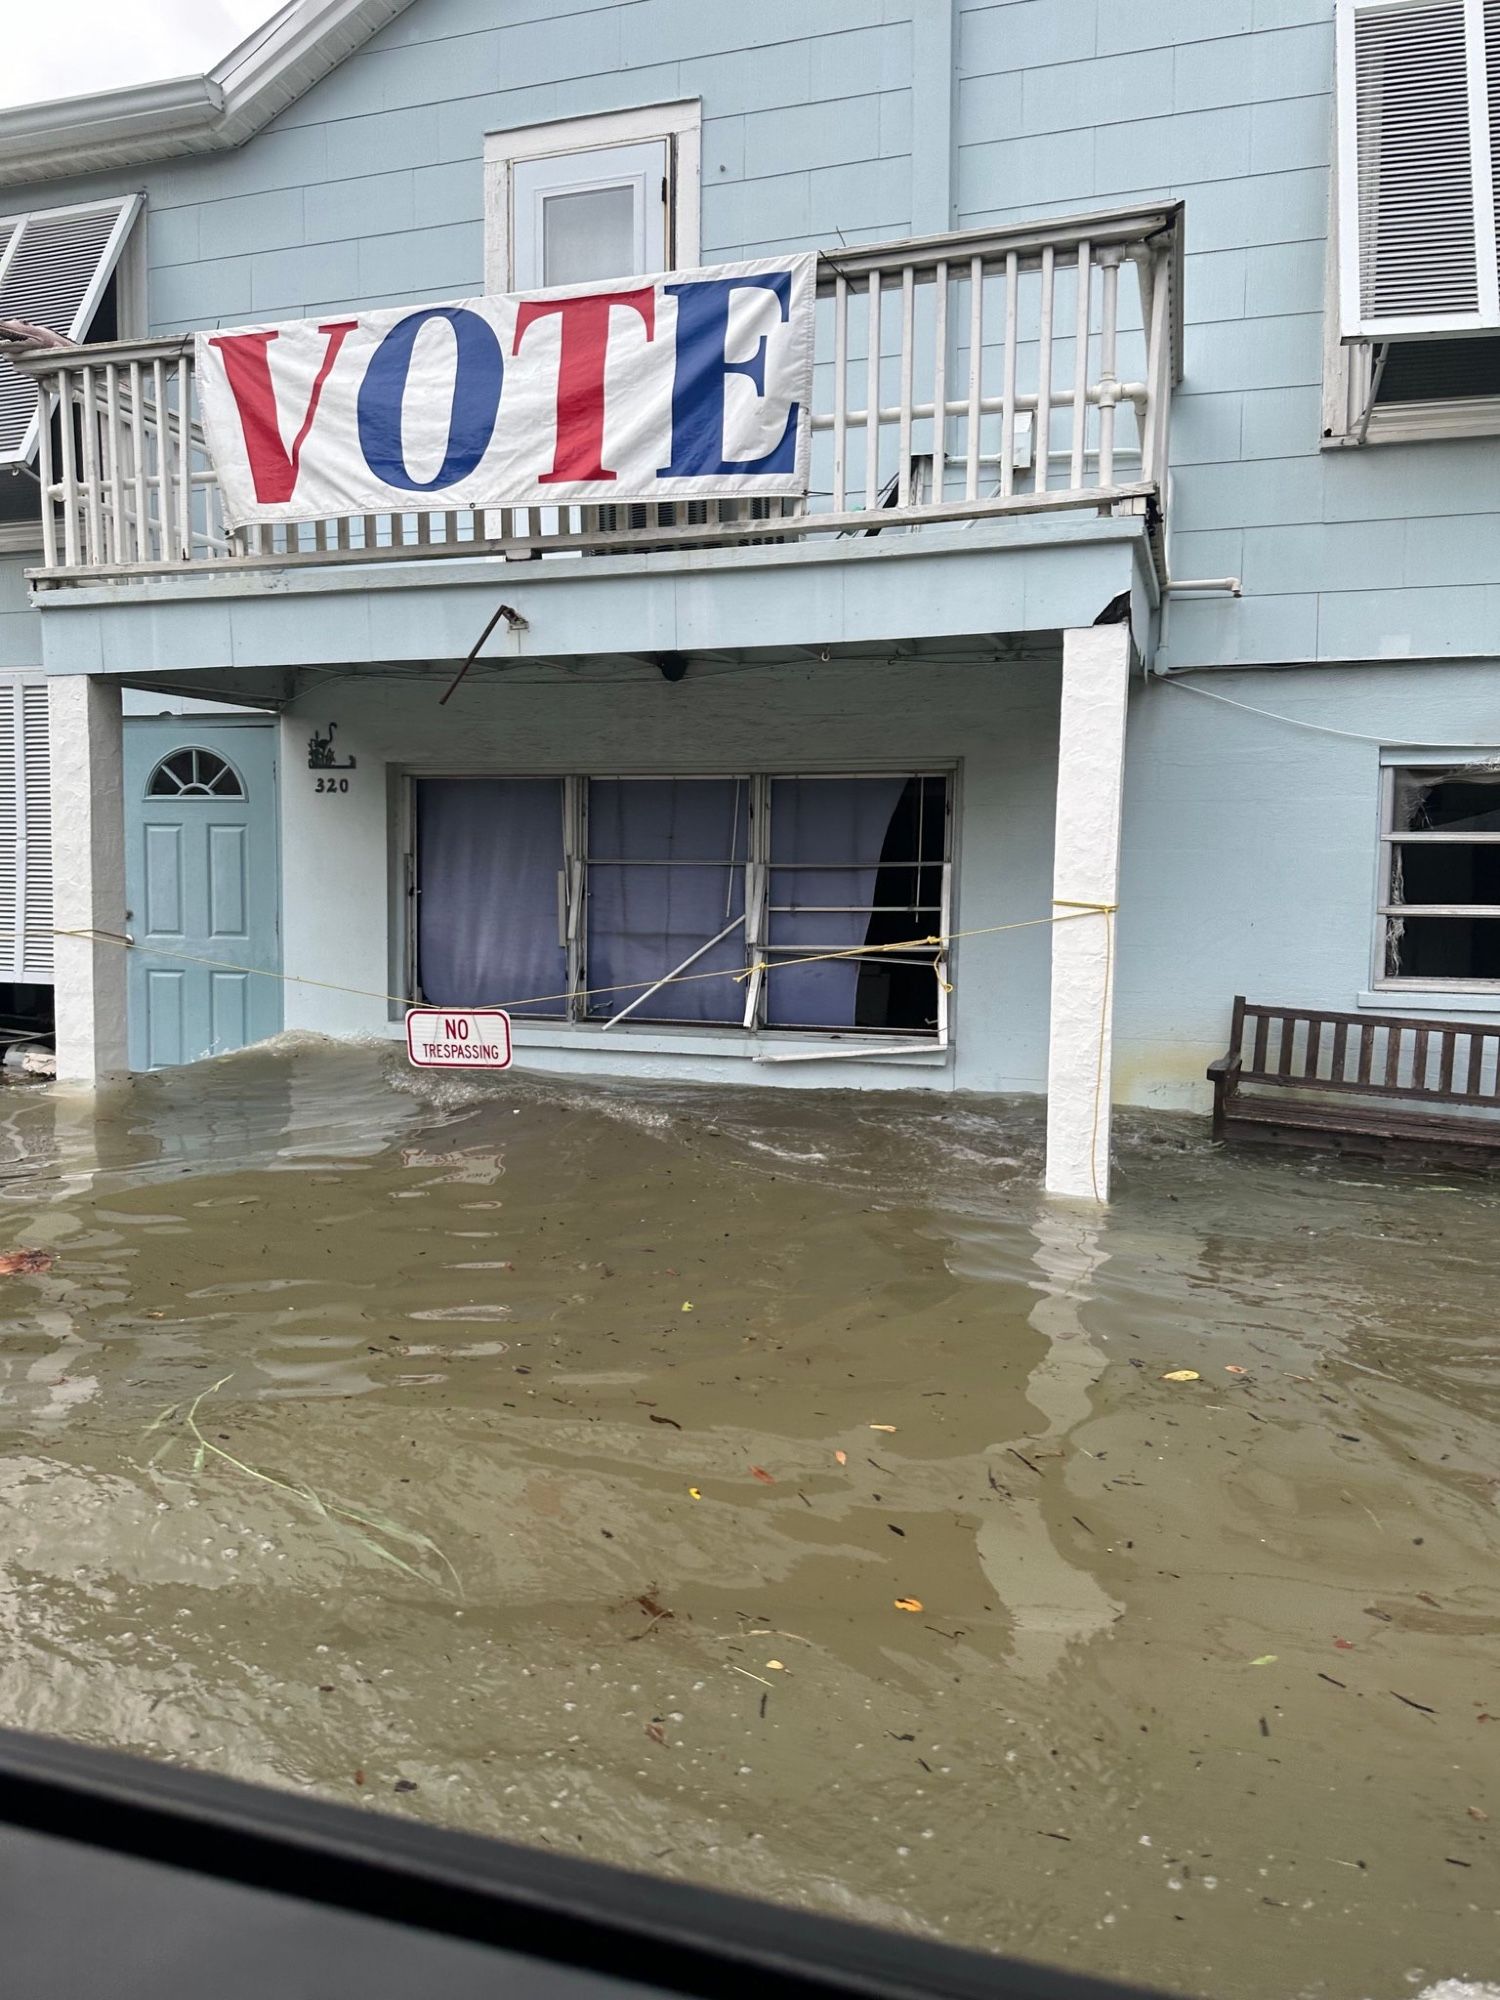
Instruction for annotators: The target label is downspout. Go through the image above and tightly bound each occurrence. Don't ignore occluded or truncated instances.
[911,0,957,234]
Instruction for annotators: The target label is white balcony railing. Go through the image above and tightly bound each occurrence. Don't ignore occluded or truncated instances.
[15,203,1181,586]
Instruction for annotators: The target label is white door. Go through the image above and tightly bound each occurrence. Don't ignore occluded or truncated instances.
[511,140,669,290]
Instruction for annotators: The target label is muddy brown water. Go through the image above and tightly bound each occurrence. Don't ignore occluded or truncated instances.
[0,1039,1495,1999]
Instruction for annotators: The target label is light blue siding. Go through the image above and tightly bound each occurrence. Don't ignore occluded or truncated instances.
[1,0,1495,683]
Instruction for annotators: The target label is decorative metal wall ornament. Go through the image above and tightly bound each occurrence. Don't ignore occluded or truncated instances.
[307,723,356,771]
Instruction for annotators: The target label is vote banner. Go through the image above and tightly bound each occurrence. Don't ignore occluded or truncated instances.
[195,255,816,528]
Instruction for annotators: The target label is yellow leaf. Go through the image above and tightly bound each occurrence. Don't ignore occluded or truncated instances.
[869,1423,897,1432]
[1161,1370,1200,1383]
[681,1302,694,1313]
[688,1487,701,1500]
[834,1450,847,1466]
[893,1597,923,1613]
[765,1659,785,1671]
[1250,1654,1277,1667]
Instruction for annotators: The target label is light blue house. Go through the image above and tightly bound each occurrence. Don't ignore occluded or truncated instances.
[0,0,1496,1198]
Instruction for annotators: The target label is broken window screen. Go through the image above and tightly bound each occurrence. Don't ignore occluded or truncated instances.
[766,776,947,1031]
[585,779,749,1023]
[1383,764,1500,981]
[416,778,567,1016]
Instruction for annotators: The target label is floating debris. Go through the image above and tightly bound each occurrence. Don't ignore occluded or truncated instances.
[0,1249,53,1277]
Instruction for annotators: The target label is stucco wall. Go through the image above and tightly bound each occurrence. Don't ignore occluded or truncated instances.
[1117,658,1500,1109]
[273,650,1500,1113]
[277,653,1063,1094]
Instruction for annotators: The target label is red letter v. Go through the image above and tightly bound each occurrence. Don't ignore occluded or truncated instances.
[208,321,357,504]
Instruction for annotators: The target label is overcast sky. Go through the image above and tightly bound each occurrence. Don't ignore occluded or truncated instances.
[0,0,283,111]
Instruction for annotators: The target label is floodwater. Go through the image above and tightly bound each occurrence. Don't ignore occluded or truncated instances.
[0,1040,1496,2000]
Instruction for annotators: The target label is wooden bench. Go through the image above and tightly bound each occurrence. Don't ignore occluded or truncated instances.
[1208,996,1500,1159]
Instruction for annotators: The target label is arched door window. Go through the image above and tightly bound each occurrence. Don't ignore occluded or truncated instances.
[145,748,245,799]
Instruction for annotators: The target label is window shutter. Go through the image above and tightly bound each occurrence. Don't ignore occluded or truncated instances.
[0,196,141,467]
[1338,0,1500,337]
[20,685,52,981]
[0,680,53,983]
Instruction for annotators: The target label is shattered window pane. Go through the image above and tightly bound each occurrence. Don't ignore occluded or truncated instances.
[1385,762,1500,981]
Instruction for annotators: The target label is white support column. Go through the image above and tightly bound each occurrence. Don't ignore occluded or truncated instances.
[1046,624,1131,1202]
[48,676,127,1084]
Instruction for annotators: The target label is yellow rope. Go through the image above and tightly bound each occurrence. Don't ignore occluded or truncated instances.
[50,905,1118,1018]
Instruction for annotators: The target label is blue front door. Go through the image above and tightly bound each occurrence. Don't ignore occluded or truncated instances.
[124,721,282,1070]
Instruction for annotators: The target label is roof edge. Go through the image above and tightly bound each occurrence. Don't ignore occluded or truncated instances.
[0,0,414,190]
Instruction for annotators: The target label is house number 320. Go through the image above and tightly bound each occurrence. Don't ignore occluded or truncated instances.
[315,776,349,795]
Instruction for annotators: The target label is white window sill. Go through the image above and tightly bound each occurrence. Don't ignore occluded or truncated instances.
[1324,397,1500,449]
[389,1018,951,1067]
[1359,987,1500,1017]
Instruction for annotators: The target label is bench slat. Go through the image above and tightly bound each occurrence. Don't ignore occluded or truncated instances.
[1221,999,1500,1114]
[1356,1020,1374,1085]
[1384,1022,1402,1090]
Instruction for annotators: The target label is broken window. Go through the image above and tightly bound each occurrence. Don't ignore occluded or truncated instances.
[585,779,749,1025]
[1381,763,1500,982]
[411,771,953,1046]
[764,776,947,1032]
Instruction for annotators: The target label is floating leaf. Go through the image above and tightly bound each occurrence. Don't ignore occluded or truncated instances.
[1162,1370,1200,1383]
[765,1659,786,1671]
[750,1465,775,1484]
[1250,1654,1278,1667]
[834,1450,847,1466]
[680,1302,694,1313]
[894,1597,923,1613]
[1224,1365,1248,1376]
[688,1486,701,1500]
[1468,1806,1490,1822]
[869,1423,898,1433]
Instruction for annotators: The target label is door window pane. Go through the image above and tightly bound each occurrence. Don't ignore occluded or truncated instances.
[543,186,637,285]
[510,140,666,290]
[586,779,748,1023]
[416,779,566,1017]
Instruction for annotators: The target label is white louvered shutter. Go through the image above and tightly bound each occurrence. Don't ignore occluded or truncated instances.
[0,196,141,466]
[0,681,17,981]
[1338,0,1500,337]
[0,679,53,983]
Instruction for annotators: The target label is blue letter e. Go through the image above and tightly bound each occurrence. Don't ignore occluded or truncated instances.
[660,273,799,477]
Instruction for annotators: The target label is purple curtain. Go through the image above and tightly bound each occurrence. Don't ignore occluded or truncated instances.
[586,779,748,1022]
[416,779,566,1016]
[767,776,909,1028]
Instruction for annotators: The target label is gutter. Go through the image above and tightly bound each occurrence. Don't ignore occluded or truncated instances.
[0,76,223,177]
[0,0,413,190]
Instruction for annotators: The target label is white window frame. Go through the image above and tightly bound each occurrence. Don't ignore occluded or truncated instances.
[483,101,701,293]
[1372,748,1500,992]
[402,765,954,1063]
[1335,0,1500,342]
[1322,178,1500,445]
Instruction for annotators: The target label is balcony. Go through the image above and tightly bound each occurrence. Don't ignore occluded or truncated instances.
[15,203,1181,591]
